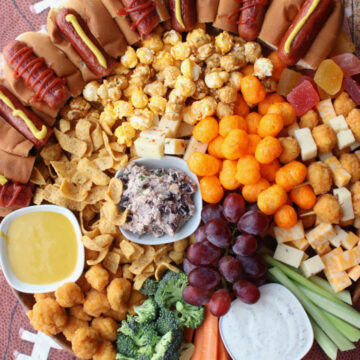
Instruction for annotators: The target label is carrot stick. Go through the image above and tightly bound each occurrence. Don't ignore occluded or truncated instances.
[218,334,230,360]
[191,322,205,360]
[184,327,195,343]
[199,306,219,360]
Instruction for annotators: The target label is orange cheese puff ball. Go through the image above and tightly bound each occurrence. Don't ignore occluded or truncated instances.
[200,176,224,203]
[240,75,266,104]
[260,159,281,182]
[219,160,241,190]
[236,155,261,185]
[242,178,270,203]
[246,112,262,134]
[290,185,317,210]
[187,152,221,176]
[248,134,261,155]
[267,102,297,127]
[222,129,249,160]
[275,161,307,191]
[208,136,224,159]
[234,94,250,117]
[257,184,288,215]
[219,115,247,137]
[193,116,219,143]
[258,93,285,115]
[257,113,284,138]
[274,205,298,228]
[242,64,254,76]
[255,136,282,164]
[268,51,287,81]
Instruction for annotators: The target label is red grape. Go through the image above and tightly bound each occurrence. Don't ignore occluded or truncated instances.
[195,225,207,242]
[222,193,245,223]
[248,274,267,286]
[202,204,223,223]
[183,285,212,306]
[209,289,232,316]
[237,254,267,278]
[233,234,258,256]
[238,210,269,236]
[186,241,221,266]
[188,267,221,290]
[219,256,243,283]
[205,218,232,248]
[233,280,260,304]
[183,259,198,275]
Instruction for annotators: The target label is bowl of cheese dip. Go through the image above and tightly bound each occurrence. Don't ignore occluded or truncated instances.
[0,205,84,293]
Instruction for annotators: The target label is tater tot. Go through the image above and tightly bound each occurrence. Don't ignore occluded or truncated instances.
[72,327,100,360]
[84,290,110,317]
[340,153,360,182]
[242,178,270,203]
[313,194,342,224]
[55,283,84,308]
[307,162,333,195]
[312,124,337,153]
[107,278,132,312]
[299,110,319,130]
[257,184,287,215]
[267,102,296,126]
[85,264,110,292]
[93,341,116,360]
[92,317,118,342]
[278,137,300,164]
[63,316,88,341]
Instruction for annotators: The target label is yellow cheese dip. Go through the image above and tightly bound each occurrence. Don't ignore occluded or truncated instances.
[5,211,78,285]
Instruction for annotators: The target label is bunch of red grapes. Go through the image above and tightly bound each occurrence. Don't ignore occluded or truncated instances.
[182,192,269,317]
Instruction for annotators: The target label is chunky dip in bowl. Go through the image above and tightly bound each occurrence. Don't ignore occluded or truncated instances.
[116,156,202,245]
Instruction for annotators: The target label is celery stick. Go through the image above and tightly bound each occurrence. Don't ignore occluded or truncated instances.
[311,319,338,360]
[324,312,360,342]
[269,268,355,351]
[299,285,360,329]
[310,276,352,305]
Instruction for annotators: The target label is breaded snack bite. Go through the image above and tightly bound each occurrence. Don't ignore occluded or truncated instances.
[312,124,337,153]
[55,282,84,308]
[93,341,117,360]
[313,194,342,224]
[299,110,319,130]
[34,292,55,302]
[351,182,360,218]
[334,92,356,117]
[69,304,92,321]
[278,137,300,164]
[85,264,110,292]
[63,316,88,341]
[307,162,333,195]
[92,317,118,342]
[28,298,67,335]
[107,278,132,312]
[72,327,100,360]
[340,154,360,183]
[104,308,128,322]
[76,273,92,293]
[346,109,360,141]
[84,289,110,317]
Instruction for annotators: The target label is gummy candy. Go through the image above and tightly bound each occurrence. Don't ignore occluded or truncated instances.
[277,68,302,97]
[314,59,344,96]
[343,77,360,105]
[332,53,360,77]
[287,80,320,117]
[298,75,317,90]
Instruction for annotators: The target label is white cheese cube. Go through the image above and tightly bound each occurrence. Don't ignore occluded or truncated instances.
[134,137,164,159]
[294,128,317,161]
[333,187,354,222]
[274,244,305,268]
[337,129,356,150]
[183,136,208,161]
[300,255,325,278]
[287,123,300,137]
[140,127,168,140]
[178,122,194,138]
[329,115,349,133]
[164,139,187,155]
[325,156,351,188]
[316,99,337,125]
[330,226,348,247]
[158,117,181,137]
[318,152,333,163]
[274,221,305,243]
[350,142,360,151]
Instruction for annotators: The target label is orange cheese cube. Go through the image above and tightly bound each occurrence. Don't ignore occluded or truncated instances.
[321,247,343,271]
[342,232,359,250]
[306,223,335,251]
[335,246,360,271]
[274,221,305,243]
[291,238,310,251]
[348,265,360,282]
[324,268,352,293]
[314,243,332,256]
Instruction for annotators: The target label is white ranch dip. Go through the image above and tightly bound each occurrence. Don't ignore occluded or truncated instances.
[219,283,313,360]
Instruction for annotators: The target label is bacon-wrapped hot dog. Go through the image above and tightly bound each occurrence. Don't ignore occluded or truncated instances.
[3,41,70,111]
[169,0,197,32]
[118,0,160,39]
[0,85,52,149]
[56,9,117,78]
[0,182,33,212]
[278,0,335,66]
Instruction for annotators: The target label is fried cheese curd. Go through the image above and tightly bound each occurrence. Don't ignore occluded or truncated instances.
[93,341,117,360]
[313,194,343,224]
[91,317,118,342]
[55,282,84,308]
[84,289,111,318]
[107,278,132,312]
[62,316,88,341]
[307,162,333,195]
[85,264,110,292]
[72,327,101,359]
[28,298,67,335]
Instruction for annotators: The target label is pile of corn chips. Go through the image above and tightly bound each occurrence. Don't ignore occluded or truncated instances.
[32,96,189,291]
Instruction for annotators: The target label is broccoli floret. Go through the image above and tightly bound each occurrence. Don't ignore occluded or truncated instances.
[134,298,157,324]
[119,315,139,337]
[116,333,138,358]
[175,301,205,329]
[140,278,158,296]
[116,354,135,360]
[156,307,182,335]
[133,323,161,347]
[154,271,188,309]
[150,330,182,360]
[137,345,154,360]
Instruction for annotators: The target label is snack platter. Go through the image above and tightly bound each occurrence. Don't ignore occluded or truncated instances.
[1,0,360,359]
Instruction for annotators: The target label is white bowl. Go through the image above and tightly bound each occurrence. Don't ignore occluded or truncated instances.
[116,156,202,245]
[0,205,84,294]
